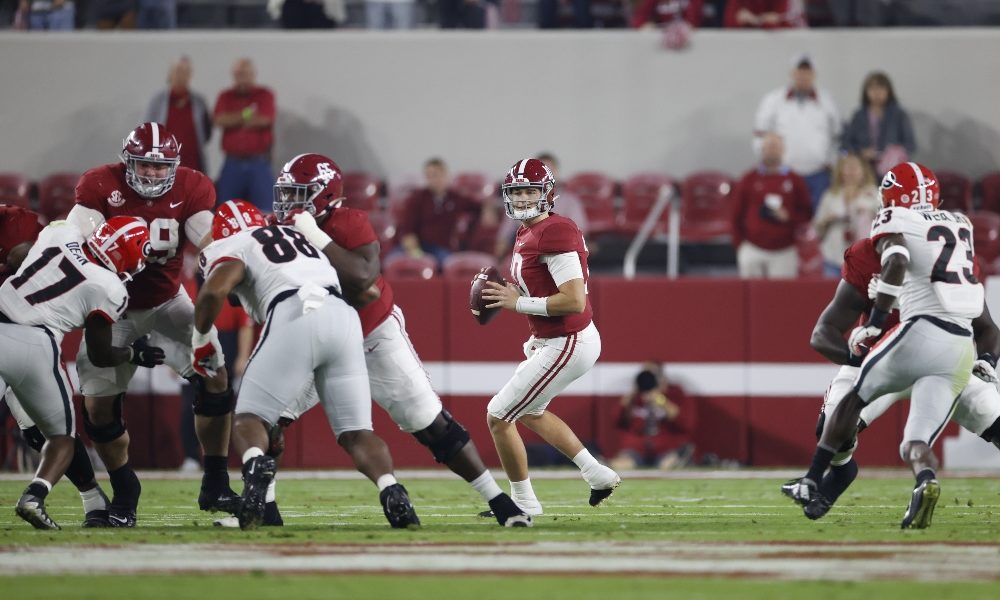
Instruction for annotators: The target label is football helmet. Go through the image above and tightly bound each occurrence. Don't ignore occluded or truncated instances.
[87,216,151,281]
[501,158,556,221]
[272,153,345,223]
[879,162,940,211]
[212,199,267,240]
[121,122,182,198]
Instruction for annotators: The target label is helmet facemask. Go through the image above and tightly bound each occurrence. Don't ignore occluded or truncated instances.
[273,180,324,223]
[123,153,180,198]
[502,182,554,221]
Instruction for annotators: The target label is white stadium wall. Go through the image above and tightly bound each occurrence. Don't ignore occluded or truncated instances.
[1,29,999,183]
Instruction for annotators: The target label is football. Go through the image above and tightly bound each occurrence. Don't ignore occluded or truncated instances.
[469,266,505,325]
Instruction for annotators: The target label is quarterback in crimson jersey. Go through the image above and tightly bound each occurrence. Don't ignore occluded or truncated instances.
[480,158,620,518]
[65,123,237,527]
[227,153,529,529]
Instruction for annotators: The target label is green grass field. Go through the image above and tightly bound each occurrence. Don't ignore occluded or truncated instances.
[1,472,998,598]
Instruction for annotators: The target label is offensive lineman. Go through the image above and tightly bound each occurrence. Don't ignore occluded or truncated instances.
[66,123,235,526]
[195,200,421,530]
[0,218,158,528]
[790,162,984,529]
[479,158,620,516]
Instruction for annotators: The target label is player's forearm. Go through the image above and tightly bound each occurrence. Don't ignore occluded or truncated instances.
[194,292,225,334]
[810,324,852,365]
[973,307,1000,357]
[874,254,907,314]
[322,242,378,291]
[214,113,244,128]
[545,290,586,316]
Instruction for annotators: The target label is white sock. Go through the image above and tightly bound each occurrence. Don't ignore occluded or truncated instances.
[375,474,397,492]
[469,471,504,502]
[266,479,276,503]
[31,477,53,492]
[242,447,264,464]
[80,487,107,513]
[510,478,536,500]
[572,448,600,473]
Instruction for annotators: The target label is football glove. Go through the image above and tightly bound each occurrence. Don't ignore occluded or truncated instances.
[191,327,225,378]
[130,336,166,368]
[848,324,883,357]
[973,353,998,383]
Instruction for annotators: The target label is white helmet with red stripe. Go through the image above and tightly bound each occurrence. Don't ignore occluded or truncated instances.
[121,122,182,198]
[501,158,556,221]
[86,216,152,281]
[212,199,267,240]
[879,162,940,211]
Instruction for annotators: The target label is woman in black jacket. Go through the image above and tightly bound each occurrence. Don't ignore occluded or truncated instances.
[842,71,917,176]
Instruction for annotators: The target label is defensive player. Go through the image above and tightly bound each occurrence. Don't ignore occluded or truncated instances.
[255,153,529,528]
[66,123,235,526]
[782,234,1000,517]
[790,162,983,529]
[479,158,620,516]
[0,218,161,529]
[1,205,120,527]
[195,200,421,530]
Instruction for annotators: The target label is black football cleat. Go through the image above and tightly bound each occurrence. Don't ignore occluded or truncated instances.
[199,486,242,515]
[379,483,421,529]
[238,456,276,531]
[589,475,621,507]
[488,493,532,528]
[83,509,110,528]
[780,478,807,506]
[901,479,940,530]
[16,493,60,530]
[106,505,137,528]
[803,494,833,520]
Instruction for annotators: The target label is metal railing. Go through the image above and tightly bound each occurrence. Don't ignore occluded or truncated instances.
[622,184,679,279]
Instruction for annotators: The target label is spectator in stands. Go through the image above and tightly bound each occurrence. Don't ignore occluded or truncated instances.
[136,0,175,28]
[813,153,879,276]
[366,0,416,28]
[828,0,888,26]
[724,0,806,28]
[94,0,135,28]
[439,0,497,28]
[394,157,482,268]
[494,152,589,260]
[610,363,695,471]
[268,0,342,28]
[731,132,813,279]
[538,0,591,28]
[145,56,212,174]
[17,0,75,29]
[754,53,840,208]
[841,71,917,177]
[631,0,700,49]
[213,58,276,212]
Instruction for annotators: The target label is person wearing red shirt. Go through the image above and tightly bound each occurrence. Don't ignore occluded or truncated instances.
[724,0,805,28]
[731,132,813,278]
[394,157,482,268]
[631,0,701,28]
[145,56,213,174]
[213,58,276,212]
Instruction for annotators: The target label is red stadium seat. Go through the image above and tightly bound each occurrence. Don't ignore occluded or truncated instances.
[451,171,498,203]
[969,212,1000,276]
[978,171,1000,214]
[0,173,32,209]
[621,172,675,234]
[382,255,438,279]
[342,171,383,212]
[936,170,972,214]
[563,171,620,236]
[679,171,735,242]
[442,251,498,280]
[37,172,80,223]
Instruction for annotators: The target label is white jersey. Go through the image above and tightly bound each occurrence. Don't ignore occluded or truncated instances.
[870,206,984,327]
[200,224,342,323]
[0,222,128,337]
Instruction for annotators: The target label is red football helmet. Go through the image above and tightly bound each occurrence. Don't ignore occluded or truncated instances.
[273,153,345,223]
[501,158,556,221]
[121,122,182,198]
[87,216,151,281]
[879,162,940,211]
[212,199,267,240]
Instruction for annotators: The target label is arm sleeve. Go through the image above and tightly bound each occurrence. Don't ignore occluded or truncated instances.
[537,221,583,254]
[328,209,378,250]
[89,279,129,324]
[200,239,244,278]
[541,252,584,287]
[185,211,213,249]
[66,205,106,238]
[840,244,871,297]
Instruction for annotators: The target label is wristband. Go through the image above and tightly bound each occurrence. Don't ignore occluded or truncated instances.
[880,245,910,266]
[875,279,902,297]
[299,223,333,250]
[867,308,889,329]
[978,353,998,368]
[192,328,214,348]
[515,296,549,317]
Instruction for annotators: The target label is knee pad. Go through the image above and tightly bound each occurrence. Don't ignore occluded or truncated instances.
[190,376,235,417]
[20,425,46,453]
[83,394,127,444]
[412,410,470,464]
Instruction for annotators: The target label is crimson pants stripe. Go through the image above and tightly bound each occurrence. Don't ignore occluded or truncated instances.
[502,333,577,422]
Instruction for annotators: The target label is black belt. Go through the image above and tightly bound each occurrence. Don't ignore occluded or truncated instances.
[266,286,342,316]
[915,314,973,337]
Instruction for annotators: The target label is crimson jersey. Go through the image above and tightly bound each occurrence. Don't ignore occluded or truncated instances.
[510,214,593,338]
[840,237,983,335]
[320,207,394,337]
[0,206,44,284]
[75,163,215,309]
